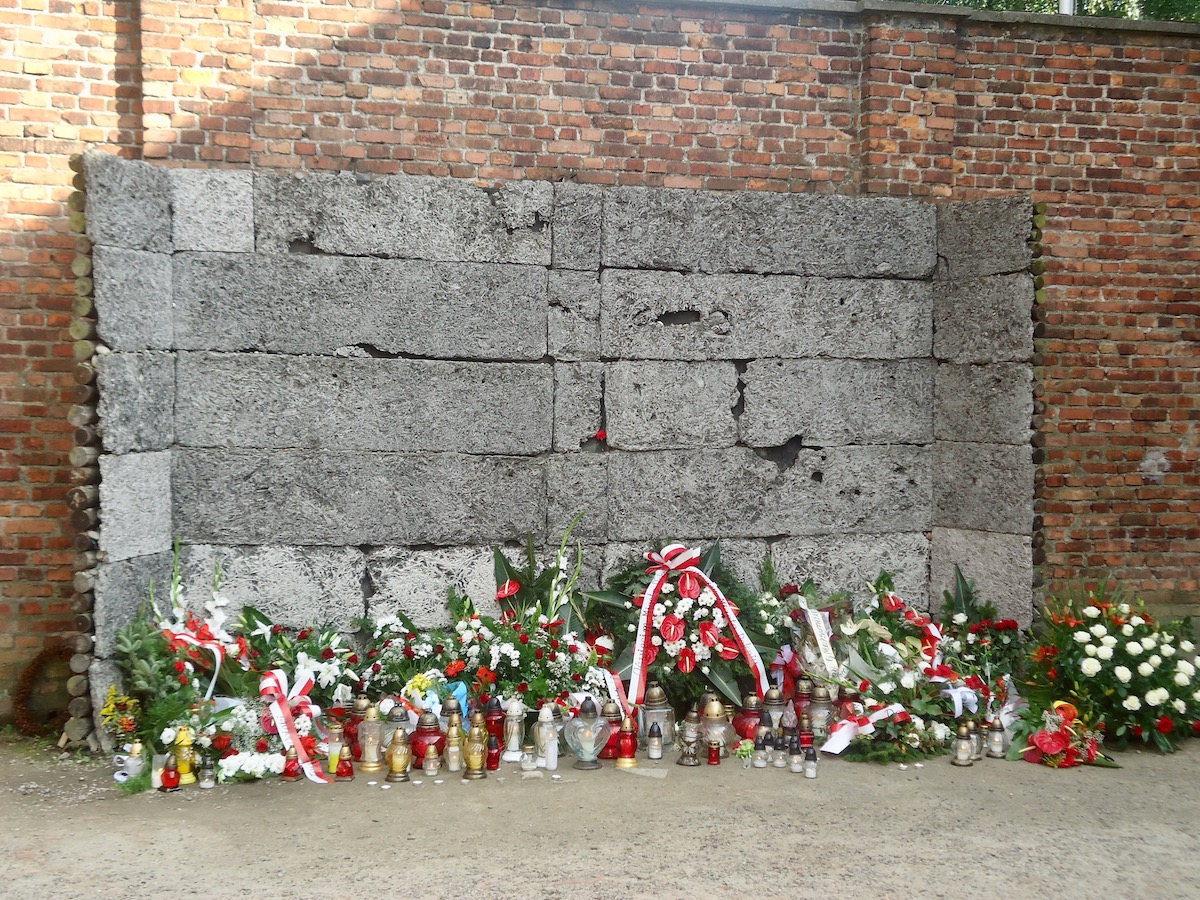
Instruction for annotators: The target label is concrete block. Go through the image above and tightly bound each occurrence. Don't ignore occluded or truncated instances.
[600,270,932,360]
[931,527,1033,625]
[769,532,931,611]
[182,545,366,631]
[97,351,175,453]
[552,182,603,270]
[84,152,172,253]
[173,254,547,360]
[175,353,552,454]
[934,273,1034,364]
[92,550,175,658]
[99,451,172,563]
[935,363,1033,445]
[602,187,936,277]
[739,359,934,447]
[254,172,552,264]
[606,445,930,540]
[172,450,546,546]
[553,363,604,452]
[937,197,1032,281]
[548,270,601,361]
[92,247,173,350]
[547,453,608,542]
[934,442,1033,534]
[605,360,739,450]
[367,547,499,628]
[171,169,255,253]
[600,539,769,591]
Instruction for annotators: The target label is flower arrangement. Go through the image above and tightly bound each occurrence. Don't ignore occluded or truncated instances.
[1024,585,1198,752]
[1010,701,1117,769]
[98,686,140,741]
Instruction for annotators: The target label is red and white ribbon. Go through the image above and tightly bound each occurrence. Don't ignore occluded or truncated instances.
[260,669,330,784]
[626,544,769,712]
[164,629,226,701]
[821,702,907,754]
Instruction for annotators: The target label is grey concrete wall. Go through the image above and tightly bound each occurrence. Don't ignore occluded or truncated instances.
[85,155,1035,679]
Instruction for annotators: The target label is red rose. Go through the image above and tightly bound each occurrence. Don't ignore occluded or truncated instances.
[780,584,799,598]
[434,645,443,655]
[789,609,804,623]
[255,738,269,753]
[478,692,489,705]
[1193,721,1200,736]
[297,629,310,640]
[1032,729,1069,756]
[403,647,415,659]
[1156,716,1174,734]
[272,624,284,635]
[550,639,559,650]
[632,592,645,608]
[221,749,238,759]
[1132,725,1144,738]
[518,682,529,693]
[347,654,359,664]
[519,633,529,645]
[211,734,232,752]
[178,674,188,685]
[372,663,382,673]
[367,648,380,659]
[319,647,334,660]
[571,673,582,682]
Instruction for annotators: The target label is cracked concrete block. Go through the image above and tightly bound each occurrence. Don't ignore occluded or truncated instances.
[171,169,255,253]
[603,187,936,277]
[934,442,1033,534]
[600,539,768,591]
[92,550,175,658]
[547,453,608,542]
[92,247,173,350]
[367,547,499,628]
[548,270,601,361]
[254,172,552,264]
[172,450,546,546]
[935,363,1033,444]
[173,254,547,359]
[770,532,931,611]
[931,527,1033,625]
[740,359,934,447]
[600,271,932,360]
[554,363,604,452]
[553,182,603,270]
[606,361,739,450]
[934,273,1034,364]
[606,445,930,540]
[97,351,175,453]
[99,451,172,562]
[84,152,173,253]
[938,197,1032,281]
[181,545,365,631]
[176,353,552,454]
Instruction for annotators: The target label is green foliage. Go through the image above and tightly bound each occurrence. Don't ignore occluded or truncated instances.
[941,564,998,623]
[114,608,192,703]
[909,0,1198,21]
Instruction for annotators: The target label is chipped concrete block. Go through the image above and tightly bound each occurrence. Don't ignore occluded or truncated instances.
[171,169,255,253]
[553,181,603,270]
[931,527,1033,625]
[175,353,552,454]
[554,363,604,452]
[935,363,1032,445]
[92,550,175,658]
[367,547,499,628]
[938,197,1033,281]
[770,532,932,611]
[605,360,739,450]
[739,359,934,447]
[99,451,172,562]
[84,152,172,253]
[547,453,608,542]
[92,247,173,350]
[934,442,1033,535]
[934,273,1034,365]
[97,351,175,453]
[600,271,932,360]
[548,270,601,361]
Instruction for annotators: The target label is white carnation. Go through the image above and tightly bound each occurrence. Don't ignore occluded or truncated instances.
[877,681,896,695]
[900,671,917,689]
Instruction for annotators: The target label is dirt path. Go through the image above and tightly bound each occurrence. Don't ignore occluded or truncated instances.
[2,733,1197,899]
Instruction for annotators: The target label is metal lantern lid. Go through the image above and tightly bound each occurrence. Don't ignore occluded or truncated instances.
[956,724,970,739]
[602,699,622,720]
[684,707,701,725]
[741,693,762,710]
[391,727,410,746]
[620,716,636,733]
[423,744,438,761]
[352,694,371,716]
[703,697,727,723]
[387,704,406,723]
[326,721,345,738]
[812,685,831,702]
[644,681,670,709]
[417,709,439,729]
[579,697,599,719]
[363,704,381,722]
[442,696,462,717]
[796,678,814,695]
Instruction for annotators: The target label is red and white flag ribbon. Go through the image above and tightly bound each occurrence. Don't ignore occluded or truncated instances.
[625,544,769,713]
[164,629,226,701]
[821,702,907,754]
[260,669,330,784]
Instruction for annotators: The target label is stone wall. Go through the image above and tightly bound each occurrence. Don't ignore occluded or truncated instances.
[84,153,1033,703]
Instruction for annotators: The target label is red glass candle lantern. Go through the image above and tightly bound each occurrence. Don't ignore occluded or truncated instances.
[732,694,763,742]
[409,710,446,763]
[159,753,181,792]
[486,734,501,771]
[706,740,722,766]
[336,752,355,781]
[600,699,622,760]
[281,747,302,782]
[484,696,506,743]
[614,717,638,769]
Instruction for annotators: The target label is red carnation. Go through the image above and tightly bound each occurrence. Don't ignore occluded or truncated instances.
[519,633,529,645]
[174,660,186,673]
[255,738,269,753]
[403,647,415,660]
[211,734,232,753]
[518,682,529,693]
[1156,716,1174,734]
[1132,725,1144,738]
[321,647,335,660]
[535,648,544,660]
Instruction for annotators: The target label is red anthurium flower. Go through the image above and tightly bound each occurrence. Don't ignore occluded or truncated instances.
[1062,746,1081,768]
[496,579,520,600]
[882,592,905,612]
[676,647,696,674]
[1053,701,1078,724]
[660,614,685,642]
[717,638,740,661]
[678,572,701,599]
[1157,715,1174,734]
[632,592,645,608]
[1023,747,1044,764]
[645,642,659,666]
[698,621,720,648]
[1032,729,1069,756]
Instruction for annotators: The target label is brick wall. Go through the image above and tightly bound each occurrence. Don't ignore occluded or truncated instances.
[2,0,1197,723]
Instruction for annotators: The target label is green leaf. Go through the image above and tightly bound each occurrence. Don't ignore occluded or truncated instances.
[584,590,631,610]
[706,663,742,706]
[699,542,722,576]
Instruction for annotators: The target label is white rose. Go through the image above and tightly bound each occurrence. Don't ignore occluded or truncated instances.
[1161,645,1176,657]
[1146,689,1166,707]
[1083,606,1101,619]
[160,727,177,746]
[1130,615,1145,627]
[1126,642,1142,656]
[1177,660,1195,677]
[1084,644,1098,657]
[1137,662,1153,678]
[1114,666,1132,684]
[1073,631,1091,644]
[1096,646,1114,661]
[952,613,968,625]
[900,671,917,689]
[1101,635,1117,648]
[1181,640,1195,653]
[1123,695,1141,711]
[1118,603,1131,615]
[1089,624,1107,638]
[1194,688,1200,702]
[1173,699,1187,714]
[1175,673,1190,687]
[1149,655,1162,669]
[1122,625,1135,637]
[1141,637,1156,651]
[1080,658,1102,677]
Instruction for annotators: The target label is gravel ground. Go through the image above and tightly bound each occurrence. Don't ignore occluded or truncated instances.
[2,732,1198,898]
